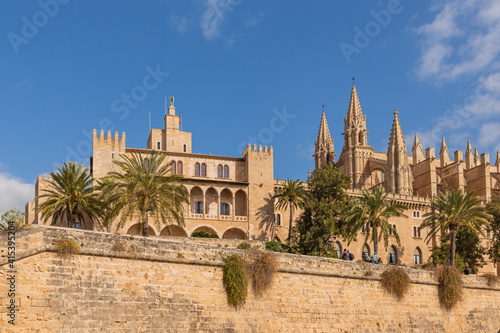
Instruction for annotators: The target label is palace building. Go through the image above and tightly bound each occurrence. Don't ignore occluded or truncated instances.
[26,83,499,275]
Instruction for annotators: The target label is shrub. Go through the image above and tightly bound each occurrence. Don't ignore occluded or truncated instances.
[54,235,79,256]
[191,231,219,238]
[251,252,277,297]
[265,241,282,252]
[111,241,126,252]
[482,273,500,287]
[237,242,251,250]
[436,265,463,309]
[380,267,411,299]
[222,254,248,306]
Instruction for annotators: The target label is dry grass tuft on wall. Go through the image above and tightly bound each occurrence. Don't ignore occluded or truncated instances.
[380,267,411,299]
[436,265,463,309]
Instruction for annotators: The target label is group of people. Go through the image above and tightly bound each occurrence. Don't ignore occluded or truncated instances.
[362,251,382,264]
[341,249,355,261]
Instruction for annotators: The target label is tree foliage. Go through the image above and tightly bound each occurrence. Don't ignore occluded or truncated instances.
[486,195,500,265]
[344,185,407,254]
[420,189,490,267]
[36,162,103,229]
[289,164,350,255]
[99,150,188,237]
[272,178,307,243]
[0,208,25,231]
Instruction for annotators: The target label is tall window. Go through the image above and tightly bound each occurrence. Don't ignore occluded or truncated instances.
[217,165,223,178]
[276,213,281,226]
[201,163,206,177]
[195,163,200,176]
[381,172,385,182]
[220,203,230,216]
[177,161,183,175]
[183,144,187,152]
[157,142,160,149]
[171,160,176,174]
[413,226,421,238]
[413,211,421,218]
[414,248,422,265]
[194,202,203,214]
[224,165,229,178]
[389,246,397,264]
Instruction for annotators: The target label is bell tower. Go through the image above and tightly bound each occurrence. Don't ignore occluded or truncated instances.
[336,81,374,188]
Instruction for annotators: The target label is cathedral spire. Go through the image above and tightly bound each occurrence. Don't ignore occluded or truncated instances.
[474,147,481,166]
[496,150,500,167]
[412,133,425,164]
[388,109,407,154]
[387,109,412,195]
[346,84,364,126]
[466,141,474,169]
[440,137,450,167]
[314,109,335,169]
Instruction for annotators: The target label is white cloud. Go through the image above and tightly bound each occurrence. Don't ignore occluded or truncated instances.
[245,12,264,27]
[169,15,191,34]
[200,0,242,40]
[0,171,34,215]
[410,72,500,152]
[415,0,500,81]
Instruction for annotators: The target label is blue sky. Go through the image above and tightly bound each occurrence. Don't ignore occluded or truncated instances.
[2,0,500,214]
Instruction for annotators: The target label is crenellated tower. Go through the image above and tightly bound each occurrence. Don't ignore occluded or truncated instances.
[314,110,336,169]
[386,110,413,195]
[336,83,374,188]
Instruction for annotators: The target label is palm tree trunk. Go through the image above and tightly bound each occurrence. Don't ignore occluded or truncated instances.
[450,227,457,267]
[373,227,379,255]
[142,212,149,237]
[288,201,294,243]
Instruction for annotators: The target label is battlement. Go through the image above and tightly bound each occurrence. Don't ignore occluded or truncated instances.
[242,143,274,157]
[93,129,126,144]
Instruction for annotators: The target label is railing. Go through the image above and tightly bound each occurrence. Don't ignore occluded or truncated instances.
[220,215,232,220]
[235,216,247,222]
[187,213,248,221]
[190,213,203,219]
[205,214,218,220]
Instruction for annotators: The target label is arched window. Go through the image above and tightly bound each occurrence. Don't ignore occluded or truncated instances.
[414,248,422,265]
[157,142,160,149]
[201,163,206,177]
[220,203,230,216]
[333,242,342,258]
[217,165,223,178]
[389,246,397,264]
[276,214,281,226]
[183,144,187,152]
[177,161,183,175]
[224,165,229,178]
[171,160,176,174]
[413,226,421,238]
[359,132,363,145]
[195,163,200,176]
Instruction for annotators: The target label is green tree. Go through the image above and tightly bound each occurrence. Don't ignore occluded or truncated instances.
[272,178,307,243]
[0,208,26,231]
[99,150,189,237]
[344,186,407,255]
[289,164,350,255]
[36,162,103,228]
[420,189,490,267]
[424,225,484,273]
[486,195,500,265]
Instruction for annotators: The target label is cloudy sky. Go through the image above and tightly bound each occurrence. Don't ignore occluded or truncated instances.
[2,0,500,215]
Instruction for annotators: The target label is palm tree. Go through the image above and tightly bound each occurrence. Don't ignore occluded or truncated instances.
[420,189,490,267]
[272,179,307,242]
[344,186,407,255]
[35,162,103,229]
[99,150,189,237]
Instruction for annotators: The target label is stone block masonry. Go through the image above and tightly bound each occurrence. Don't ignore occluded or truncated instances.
[1,225,499,332]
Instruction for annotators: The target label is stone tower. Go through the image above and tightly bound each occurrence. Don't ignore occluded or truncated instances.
[314,110,336,169]
[336,83,374,188]
[386,110,413,195]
